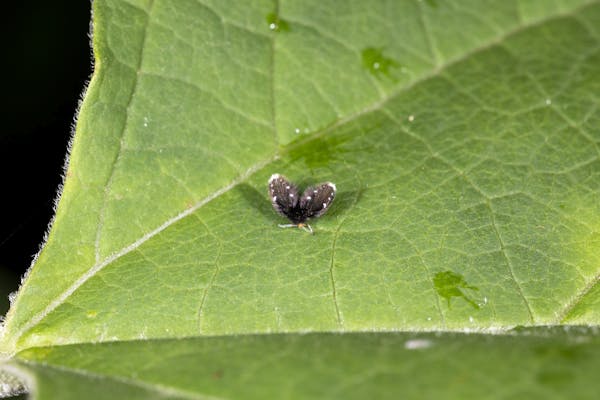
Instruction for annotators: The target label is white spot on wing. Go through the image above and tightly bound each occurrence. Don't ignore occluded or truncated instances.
[327,182,337,191]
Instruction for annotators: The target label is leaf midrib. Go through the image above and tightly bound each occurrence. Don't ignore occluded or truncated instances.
[7,1,598,350]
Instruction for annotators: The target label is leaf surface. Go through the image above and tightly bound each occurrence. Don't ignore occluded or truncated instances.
[10,328,600,400]
[1,0,600,397]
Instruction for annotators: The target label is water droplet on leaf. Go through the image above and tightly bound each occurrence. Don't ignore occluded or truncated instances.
[423,0,439,8]
[361,47,400,79]
[433,270,481,309]
[266,13,290,32]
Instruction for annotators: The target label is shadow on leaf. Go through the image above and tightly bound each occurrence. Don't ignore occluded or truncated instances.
[236,183,275,222]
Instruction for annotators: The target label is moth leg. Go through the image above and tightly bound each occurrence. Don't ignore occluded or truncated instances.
[277,223,314,234]
[299,223,314,234]
[278,224,298,229]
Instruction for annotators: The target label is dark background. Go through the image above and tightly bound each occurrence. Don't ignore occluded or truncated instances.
[0,1,92,320]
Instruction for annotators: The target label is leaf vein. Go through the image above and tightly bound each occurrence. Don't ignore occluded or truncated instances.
[11,2,599,345]
[487,199,535,323]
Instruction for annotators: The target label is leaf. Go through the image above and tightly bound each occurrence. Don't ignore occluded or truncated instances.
[2,0,600,397]
[7,328,600,400]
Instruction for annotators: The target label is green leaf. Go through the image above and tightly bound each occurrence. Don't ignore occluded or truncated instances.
[7,328,600,400]
[2,0,600,397]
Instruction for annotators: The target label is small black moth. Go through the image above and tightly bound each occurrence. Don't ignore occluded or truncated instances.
[268,173,336,234]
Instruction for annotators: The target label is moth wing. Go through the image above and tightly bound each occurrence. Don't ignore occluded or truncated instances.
[268,174,299,217]
[300,182,336,219]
